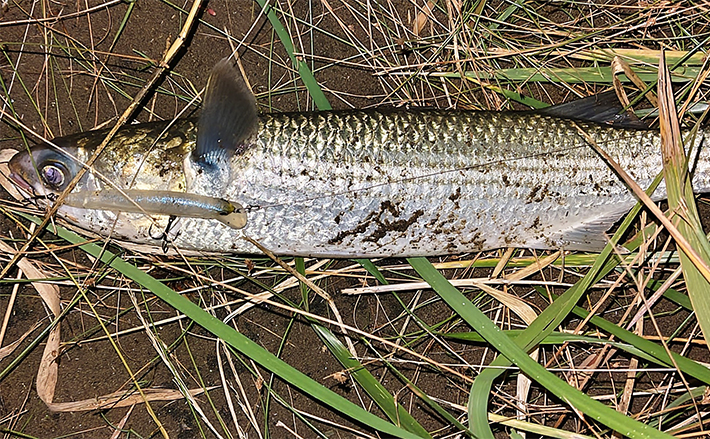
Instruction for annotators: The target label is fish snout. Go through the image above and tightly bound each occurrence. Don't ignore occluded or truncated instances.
[7,151,36,194]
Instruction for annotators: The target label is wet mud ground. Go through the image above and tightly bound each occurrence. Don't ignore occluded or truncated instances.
[0,1,709,438]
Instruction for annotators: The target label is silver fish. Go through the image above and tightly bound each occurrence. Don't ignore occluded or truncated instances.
[7,59,710,257]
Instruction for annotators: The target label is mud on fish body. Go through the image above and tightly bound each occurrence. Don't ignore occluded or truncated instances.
[5,58,710,257]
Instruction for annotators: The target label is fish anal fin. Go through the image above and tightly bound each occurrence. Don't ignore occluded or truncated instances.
[539,91,648,129]
[193,57,258,169]
[552,228,614,253]
[544,205,633,252]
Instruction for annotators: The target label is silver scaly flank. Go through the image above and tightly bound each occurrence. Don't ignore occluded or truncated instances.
[7,58,710,257]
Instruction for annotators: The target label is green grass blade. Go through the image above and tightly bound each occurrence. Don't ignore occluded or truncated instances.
[657,53,710,348]
[446,329,704,374]
[559,296,710,385]
[108,0,136,53]
[378,338,597,439]
[408,257,674,439]
[465,241,630,436]
[463,168,665,437]
[292,260,429,436]
[355,258,389,285]
[313,325,432,438]
[374,348,472,437]
[253,0,331,111]
[423,66,701,84]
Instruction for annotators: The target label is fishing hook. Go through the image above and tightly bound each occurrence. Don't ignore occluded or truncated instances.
[148,215,180,253]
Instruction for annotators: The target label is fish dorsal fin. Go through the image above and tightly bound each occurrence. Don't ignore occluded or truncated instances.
[193,58,258,168]
[538,91,648,129]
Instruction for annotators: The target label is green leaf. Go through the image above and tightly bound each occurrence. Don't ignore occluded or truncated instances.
[657,52,710,348]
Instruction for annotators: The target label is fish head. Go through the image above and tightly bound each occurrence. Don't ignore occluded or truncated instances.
[8,142,87,199]
[9,120,195,198]
[7,122,195,247]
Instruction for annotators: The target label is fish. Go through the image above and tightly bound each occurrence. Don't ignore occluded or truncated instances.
[6,58,710,257]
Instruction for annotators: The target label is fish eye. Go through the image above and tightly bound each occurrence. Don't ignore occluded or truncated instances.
[40,162,67,189]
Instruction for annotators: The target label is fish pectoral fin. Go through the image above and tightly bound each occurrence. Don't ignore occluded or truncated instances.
[546,205,633,252]
[538,90,648,129]
[193,57,258,169]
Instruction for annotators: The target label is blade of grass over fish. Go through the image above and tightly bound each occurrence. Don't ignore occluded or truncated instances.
[657,51,710,348]
[22,215,426,439]
[574,115,710,280]
[253,0,331,111]
[408,257,674,439]
[314,326,432,438]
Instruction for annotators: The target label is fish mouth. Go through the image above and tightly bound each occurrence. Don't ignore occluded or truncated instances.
[7,151,36,196]
[8,170,34,195]
[9,171,32,193]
